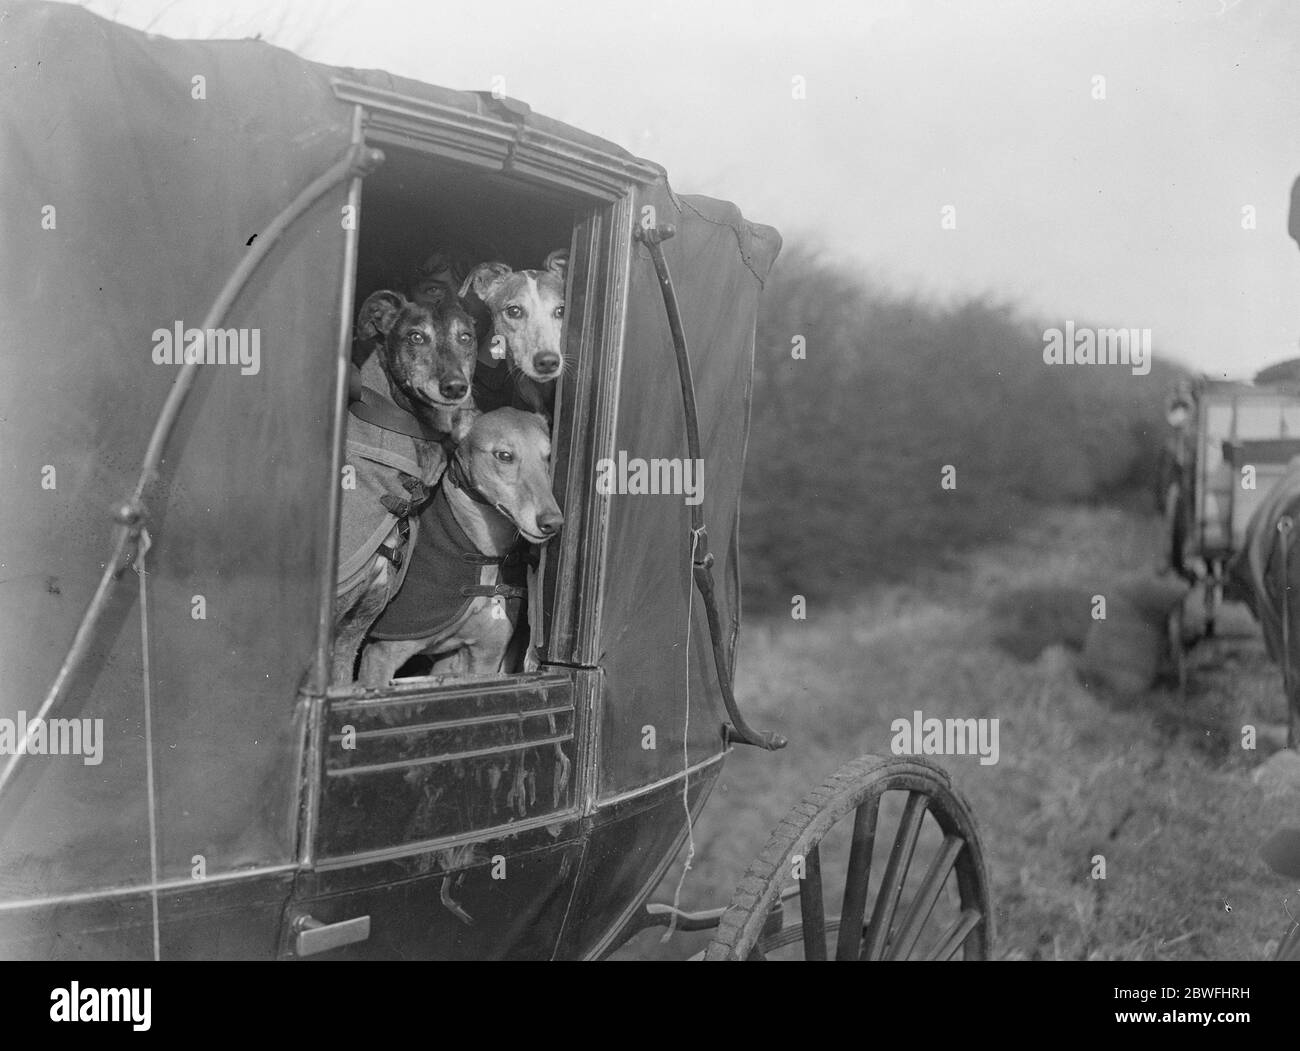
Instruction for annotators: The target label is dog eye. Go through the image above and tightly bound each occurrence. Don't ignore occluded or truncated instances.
[493,450,514,463]
[505,305,523,320]
[554,306,564,319]
[407,330,425,343]
[457,332,473,344]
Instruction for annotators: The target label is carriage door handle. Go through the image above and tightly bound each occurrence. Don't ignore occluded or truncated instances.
[293,913,371,957]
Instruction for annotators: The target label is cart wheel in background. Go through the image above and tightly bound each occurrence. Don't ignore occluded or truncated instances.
[703,755,992,961]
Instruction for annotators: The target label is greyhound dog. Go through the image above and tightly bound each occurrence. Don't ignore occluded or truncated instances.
[332,290,479,685]
[459,250,568,416]
[357,408,562,685]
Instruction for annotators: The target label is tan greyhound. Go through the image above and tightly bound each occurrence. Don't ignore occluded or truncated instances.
[459,250,567,416]
[332,290,478,685]
[357,408,562,684]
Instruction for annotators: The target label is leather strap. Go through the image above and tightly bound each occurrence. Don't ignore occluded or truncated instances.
[375,514,412,569]
[379,475,433,520]
[459,582,527,599]
[462,548,530,566]
[445,452,495,507]
[349,381,454,445]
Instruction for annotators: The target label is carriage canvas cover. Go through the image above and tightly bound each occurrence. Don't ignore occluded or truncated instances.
[0,2,356,905]
[0,0,780,920]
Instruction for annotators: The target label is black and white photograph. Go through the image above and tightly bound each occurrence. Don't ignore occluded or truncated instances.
[1,0,1299,1025]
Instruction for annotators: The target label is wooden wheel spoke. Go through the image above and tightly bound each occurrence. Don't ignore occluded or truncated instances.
[799,843,827,960]
[927,908,983,961]
[834,797,879,960]
[861,790,927,960]
[887,834,964,960]
[703,756,992,962]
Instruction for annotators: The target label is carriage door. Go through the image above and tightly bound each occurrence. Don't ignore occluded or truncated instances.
[282,84,659,958]
[283,671,591,961]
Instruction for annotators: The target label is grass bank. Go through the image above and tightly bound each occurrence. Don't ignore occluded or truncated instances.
[617,504,1300,960]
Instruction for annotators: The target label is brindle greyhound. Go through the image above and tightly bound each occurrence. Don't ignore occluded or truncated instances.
[357,408,562,685]
[331,290,478,685]
[459,250,567,416]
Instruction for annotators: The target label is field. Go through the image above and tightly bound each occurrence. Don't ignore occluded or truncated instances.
[615,503,1300,961]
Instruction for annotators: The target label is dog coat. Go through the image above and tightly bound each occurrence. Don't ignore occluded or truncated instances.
[471,356,514,414]
[368,466,527,642]
[336,357,449,596]
[472,355,549,416]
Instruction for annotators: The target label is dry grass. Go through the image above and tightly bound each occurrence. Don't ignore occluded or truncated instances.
[615,505,1300,961]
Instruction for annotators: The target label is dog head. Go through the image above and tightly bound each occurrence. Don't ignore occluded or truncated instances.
[457,408,563,544]
[357,290,477,410]
[459,250,568,383]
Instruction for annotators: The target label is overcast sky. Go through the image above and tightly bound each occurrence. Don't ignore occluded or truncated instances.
[79,0,1300,378]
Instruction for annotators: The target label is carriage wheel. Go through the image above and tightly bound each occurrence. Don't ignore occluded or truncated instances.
[703,755,992,961]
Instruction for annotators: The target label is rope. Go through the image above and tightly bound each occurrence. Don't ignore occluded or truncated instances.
[134,529,162,963]
[661,527,704,941]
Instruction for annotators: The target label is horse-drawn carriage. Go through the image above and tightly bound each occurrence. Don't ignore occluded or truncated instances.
[1161,371,1300,636]
[1160,367,1300,739]
[1159,368,1300,958]
[0,3,992,960]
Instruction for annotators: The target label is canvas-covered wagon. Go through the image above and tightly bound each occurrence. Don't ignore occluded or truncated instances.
[0,2,991,960]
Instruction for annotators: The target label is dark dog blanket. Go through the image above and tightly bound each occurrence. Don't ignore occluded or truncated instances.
[472,355,550,416]
[367,478,527,642]
[337,356,449,596]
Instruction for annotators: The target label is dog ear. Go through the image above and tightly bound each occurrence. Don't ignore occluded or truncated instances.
[458,261,513,301]
[543,249,568,277]
[357,291,406,341]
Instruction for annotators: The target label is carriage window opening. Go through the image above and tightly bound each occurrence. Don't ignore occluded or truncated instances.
[331,143,584,689]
